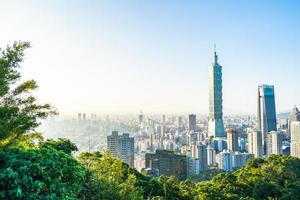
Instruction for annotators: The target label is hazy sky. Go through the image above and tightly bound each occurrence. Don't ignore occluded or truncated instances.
[0,0,299,115]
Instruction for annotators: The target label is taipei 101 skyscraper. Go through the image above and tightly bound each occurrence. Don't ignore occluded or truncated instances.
[208,46,225,138]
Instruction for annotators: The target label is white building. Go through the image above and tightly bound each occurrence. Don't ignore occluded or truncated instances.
[232,152,254,168]
[248,130,263,158]
[216,150,232,172]
[107,131,134,167]
[266,131,283,155]
[207,145,216,166]
[291,121,300,158]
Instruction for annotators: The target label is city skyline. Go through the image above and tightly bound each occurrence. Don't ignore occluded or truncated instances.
[0,1,299,115]
[1,1,300,199]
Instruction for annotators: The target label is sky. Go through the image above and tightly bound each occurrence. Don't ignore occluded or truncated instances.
[0,0,299,115]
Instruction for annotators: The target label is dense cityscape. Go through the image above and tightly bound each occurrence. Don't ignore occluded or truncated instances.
[41,49,299,181]
[1,1,300,199]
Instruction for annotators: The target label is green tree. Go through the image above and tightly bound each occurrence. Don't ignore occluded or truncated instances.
[119,174,144,200]
[0,41,56,149]
[194,181,225,200]
[40,138,78,155]
[78,151,145,200]
[0,147,85,199]
[78,151,120,200]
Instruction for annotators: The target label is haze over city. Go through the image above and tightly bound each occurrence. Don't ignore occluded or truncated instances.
[2,1,300,199]
[0,0,299,115]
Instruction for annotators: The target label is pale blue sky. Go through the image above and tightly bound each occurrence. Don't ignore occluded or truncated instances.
[0,0,299,114]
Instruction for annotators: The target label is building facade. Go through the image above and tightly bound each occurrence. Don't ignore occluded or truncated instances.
[266,131,283,155]
[107,131,119,158]
[145,150,187,180]
[197,144,208,171]
[232,152,254,168]
[248,130,263,158]
[216,150,232,172]
[207,145,216,166]
[187,156,200,177]
[107,131,134,167]
[188,114,197,131]
[227,128,239,152]
[289,106,300,138]
[213,137,227,152]
[291,121,300,158]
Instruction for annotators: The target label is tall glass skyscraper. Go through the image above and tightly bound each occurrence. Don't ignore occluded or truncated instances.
[257,84,277,152]
[208,48,225,138]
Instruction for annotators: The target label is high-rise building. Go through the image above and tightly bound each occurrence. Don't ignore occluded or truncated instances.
[188,114,197,131]
[290,106,300,123]
[187,131,198,145]
[117,133,134,167]
[289,106,300,138]
[266,131,283,155]
[177,116,183,127]
[145,150,187,180]
[232,152,254,168]
[189,144,198,158]
[107,131,134,167]
[162,114,166,124]
[291,121,300,158]
[107,131,119,158]
[197,144,208,171]
[161,114,166,136]
[239,138,246,152]
[248,130,263,158]
[82,113,86,120]
[216,150,232,172]
[161,124,166,137]
[138,112,144,127]
[227,128,239,152]
[213,137,227,152]
[187,156,200,177]
[155,124,162,136]
[208,48,225,138]
[257,84,277,152]
[78,113,82,120]
[207,145,216,166]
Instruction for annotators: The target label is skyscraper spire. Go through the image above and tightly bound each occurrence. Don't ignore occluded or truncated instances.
[213,44,218,64]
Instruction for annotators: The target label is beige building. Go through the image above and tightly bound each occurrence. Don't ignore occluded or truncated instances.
[266,131,283,155]
[248,130,263,158]
[227,128,239,152]
[291,121,300,158]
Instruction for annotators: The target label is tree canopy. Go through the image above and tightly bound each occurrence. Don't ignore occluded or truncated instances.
[0,41,56,149]
[0,147,85,199]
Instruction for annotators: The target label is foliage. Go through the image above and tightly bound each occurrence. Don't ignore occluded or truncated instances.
[188,168,224,182]
[0,41,56,149]
[78,151,144,200]
[234,155,300,200]
[40,138,78,155]
[0,147,85,199]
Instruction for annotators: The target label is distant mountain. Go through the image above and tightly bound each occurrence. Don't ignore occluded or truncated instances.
[277,112,290,118]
